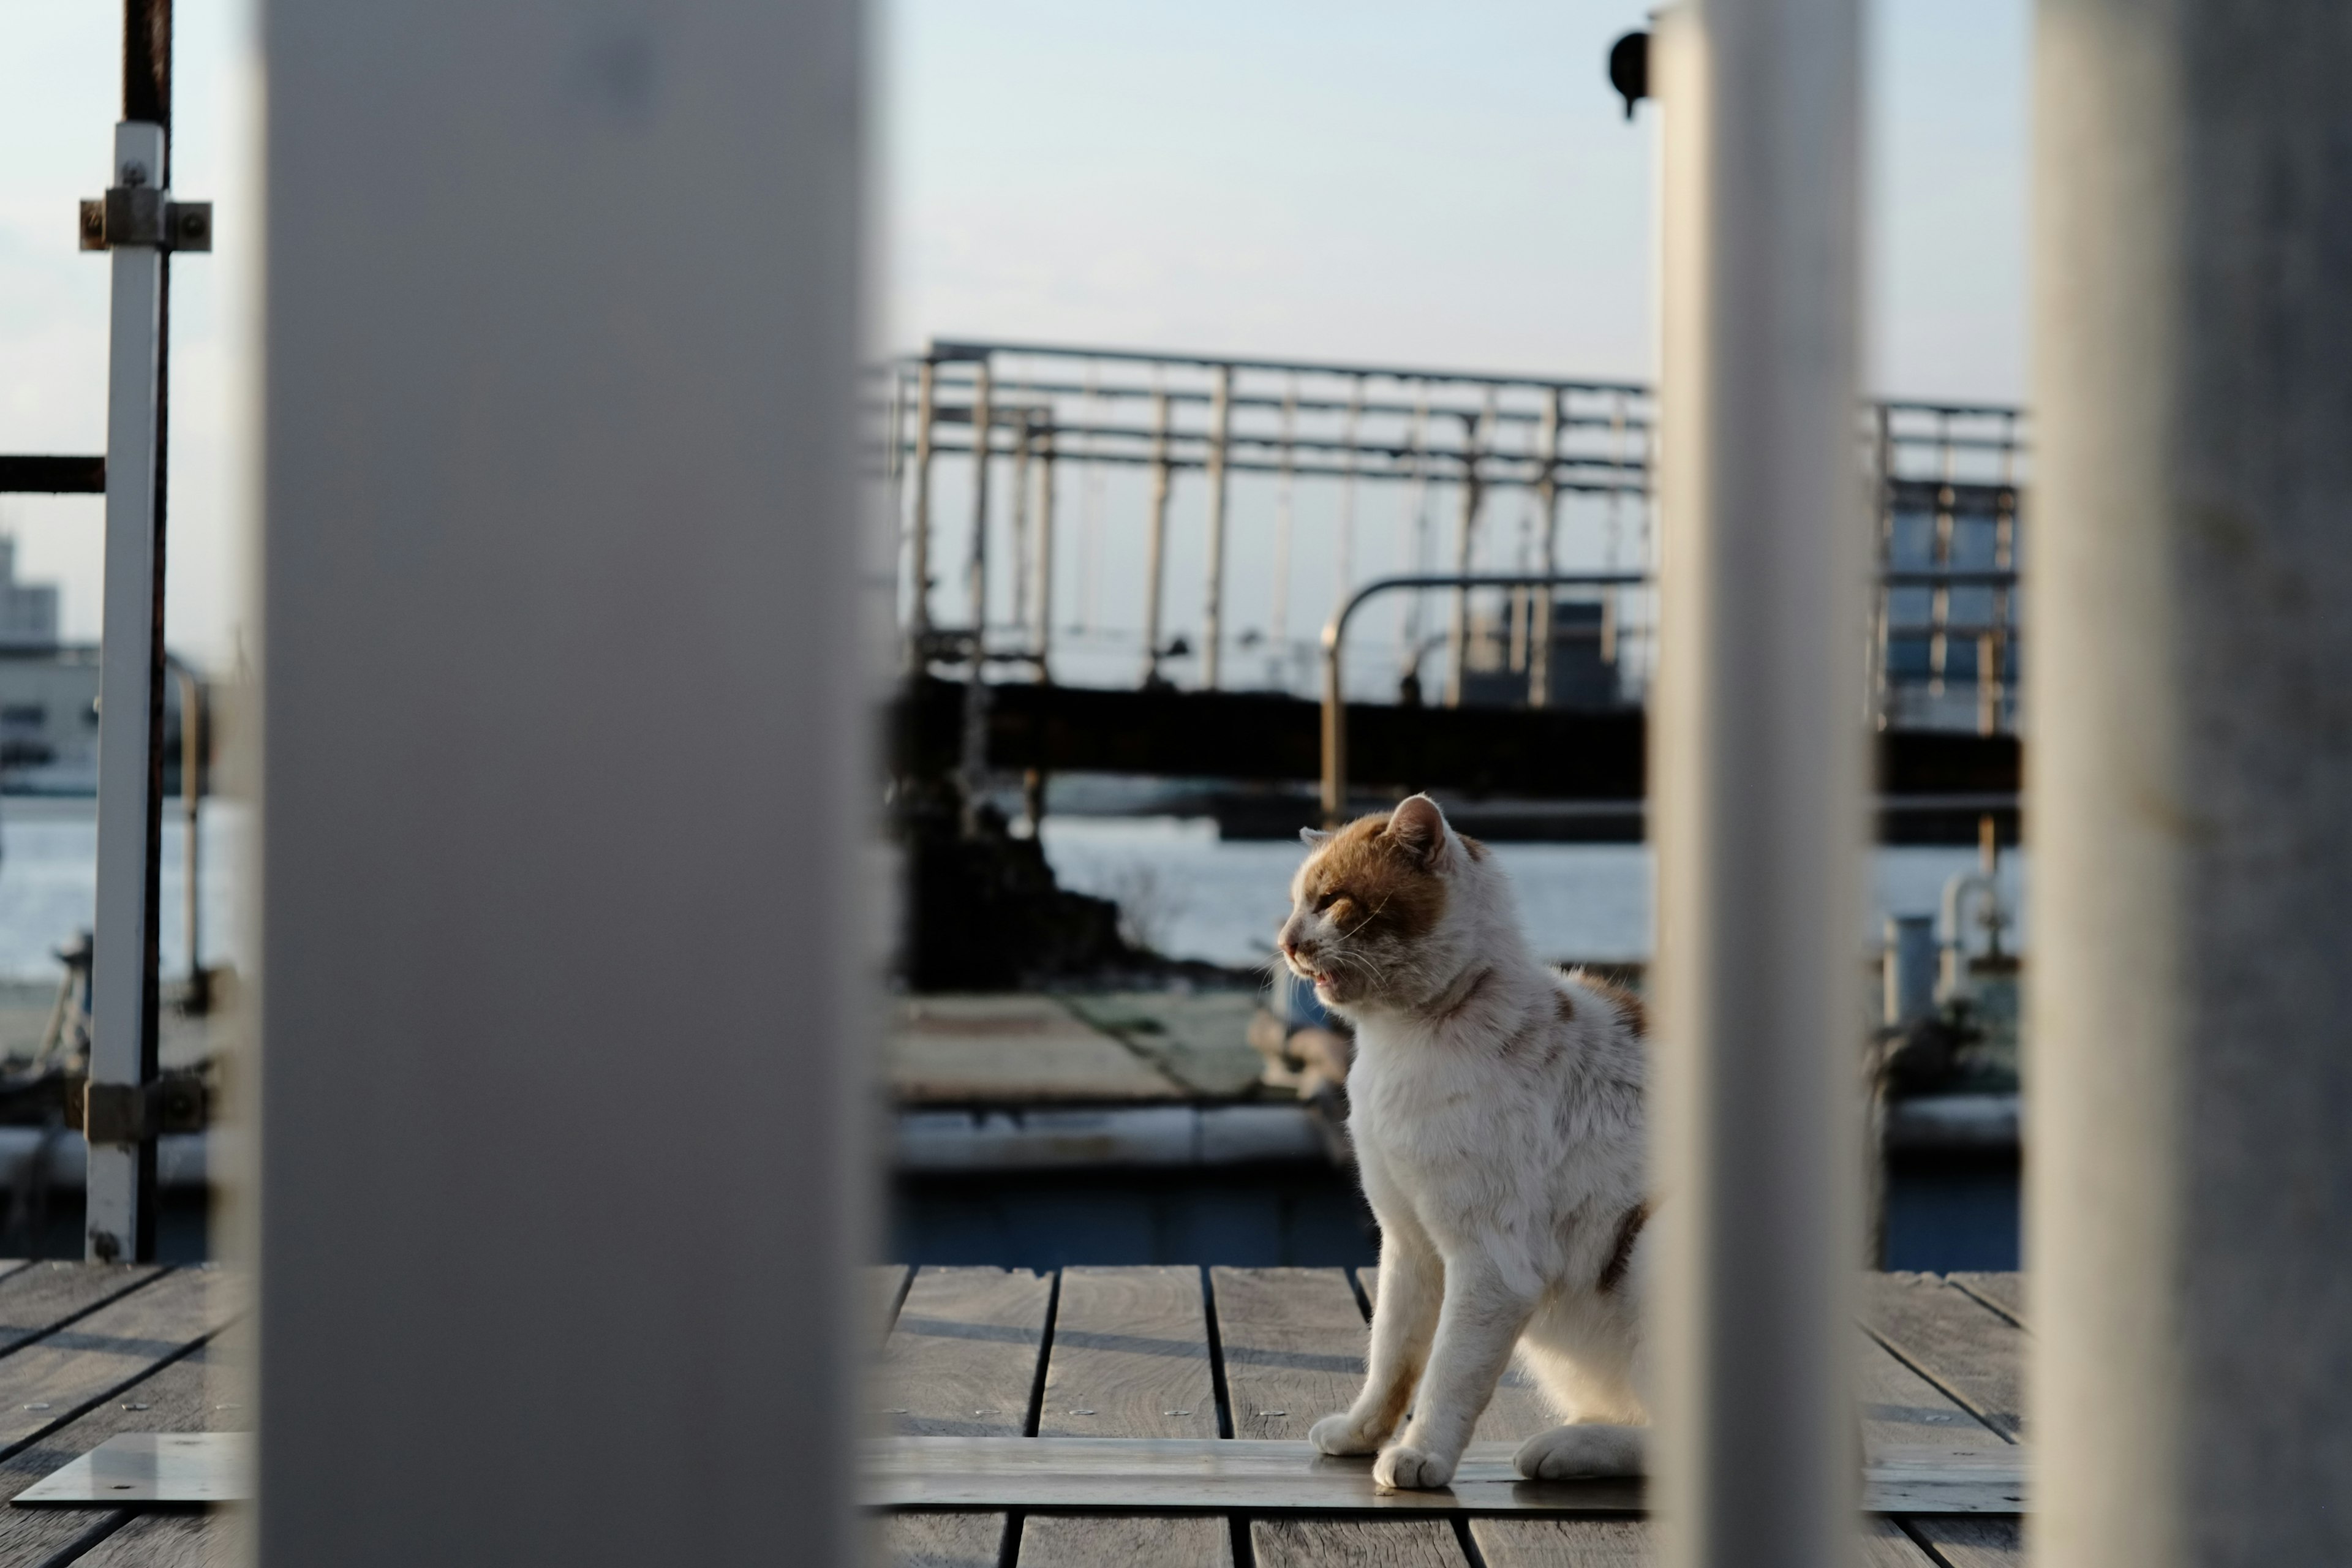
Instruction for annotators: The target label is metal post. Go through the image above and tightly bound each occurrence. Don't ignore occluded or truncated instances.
[257,0,869,1559]
[1272,378,1297,653]
[1141,387,1172,687]
[1529,391,1563,707]
[2032,3,2352,1564]
[88,107,169,1263]
[1008,414,1032,638]
[907,358,937,652]
[1444,408,1488,707]
[1033,422,1055,679]
[959,361,993,834]
[1652,7,1863,1568]
[1200,364,1233,689]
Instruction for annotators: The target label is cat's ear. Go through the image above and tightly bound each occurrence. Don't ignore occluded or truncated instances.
[1298,827,1334,848]
[1387,793,1449,866]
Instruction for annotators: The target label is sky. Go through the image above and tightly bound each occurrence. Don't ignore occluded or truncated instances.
[0,0,2028,670]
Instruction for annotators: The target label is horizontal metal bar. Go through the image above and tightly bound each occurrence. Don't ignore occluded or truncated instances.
[928,336,1653,395]
[0,456,106,494]
[903,438,1652,494]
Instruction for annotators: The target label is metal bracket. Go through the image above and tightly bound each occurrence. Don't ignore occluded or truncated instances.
[78,192,212,253]
[72,1077,208,1145]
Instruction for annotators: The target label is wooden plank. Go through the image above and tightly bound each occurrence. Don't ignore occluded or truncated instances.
[882,1512,1008,1568]
[0,1338,248,1565]
[1209,1268,1366,1441]
[0,1268,239,1455]
[72,1510,242,1567]
[1945,1271,2026,1328]
[1019,1515,1232,1568]
[1038,1267,1218,1441]
[1903,1515,2023,1568]
[1470,1518,1648,1567]
[0,1264,164,1362]
[1253,1517,1469,1568]
[864,1436,2023,1514]
[1358,1267,1557,1443]
[1860,1272,2027,1439]
[1860,1515,1943,1568]
[1853,1327,2012,1463]
[1023,1267,1226,1567]
[880,1267,1055,1436]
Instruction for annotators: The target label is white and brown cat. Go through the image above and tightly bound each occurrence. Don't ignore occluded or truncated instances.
[1278,793,1653,1491]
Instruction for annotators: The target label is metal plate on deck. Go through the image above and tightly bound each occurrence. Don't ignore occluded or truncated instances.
[14,1432,250,1506]
[865,1436,2027,1514]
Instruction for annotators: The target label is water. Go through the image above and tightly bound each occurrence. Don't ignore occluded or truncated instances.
[0,798,247,982]
[1041,815,2027,970]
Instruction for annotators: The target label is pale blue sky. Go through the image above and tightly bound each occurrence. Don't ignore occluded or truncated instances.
[0,0,2027,665]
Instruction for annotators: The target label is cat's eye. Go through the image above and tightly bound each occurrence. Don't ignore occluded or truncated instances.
[1317,889,1349,913]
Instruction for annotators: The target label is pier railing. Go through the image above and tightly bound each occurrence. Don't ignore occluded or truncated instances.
[882,341,2024,735]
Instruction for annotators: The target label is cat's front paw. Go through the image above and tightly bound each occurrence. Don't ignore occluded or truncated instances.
[1308,1412,1386,1457]
[1372,1444,1456,1491]
[1512,1423,1645,1480]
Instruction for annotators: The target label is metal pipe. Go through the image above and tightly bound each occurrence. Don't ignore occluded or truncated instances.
[1141,388,1172,687]
[907,358,937,650]
[89,116,169,1264]
[891,434,1647,491]
[1319,571,1644,824]
[1272,378,1297,649]
[2031,2,2352,1562]
[1033,423,1055,680]
[1444,404,1492,707]
[957,361,992,835]
[1651,6,1864,1568]
[1200,364,1233,690]
[1530,392,1563,707]
[1008,415,1033,638]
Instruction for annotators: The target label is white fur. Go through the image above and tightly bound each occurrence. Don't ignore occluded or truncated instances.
[1277,796,1653,1490]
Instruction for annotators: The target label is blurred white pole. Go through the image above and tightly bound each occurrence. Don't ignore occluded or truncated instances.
[1651,2,1863,1567]
[1200,364,1233,689]
[2031,4,2352,1564]
[256,1,870,1562]
[88,119,168,1264]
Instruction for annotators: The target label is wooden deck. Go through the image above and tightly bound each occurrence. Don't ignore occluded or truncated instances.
[0,1262,243,1566]
[876,1266,2029,1567]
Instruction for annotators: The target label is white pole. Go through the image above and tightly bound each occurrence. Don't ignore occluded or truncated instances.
[2032,3,2352,1563]
[255,0,870,1560]
[1651,4,1863,1568]
[88,119,167,1264]
[1200,364,1233,689]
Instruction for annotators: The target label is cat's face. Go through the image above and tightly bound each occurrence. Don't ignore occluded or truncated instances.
[1278,794,1455,1009]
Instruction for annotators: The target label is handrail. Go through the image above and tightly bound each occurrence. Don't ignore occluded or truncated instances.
[1319,571,1646,824]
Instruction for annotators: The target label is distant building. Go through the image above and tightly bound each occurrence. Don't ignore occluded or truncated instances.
[0,538,59,650]
[0,540,195,795]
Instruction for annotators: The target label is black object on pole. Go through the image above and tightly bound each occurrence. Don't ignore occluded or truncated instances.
[125,0,172,1263]
[0,457,107,494]
[1608,31,1649,121]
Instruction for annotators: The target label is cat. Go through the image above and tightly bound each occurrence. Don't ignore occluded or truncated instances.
[1278,793,1653,1491]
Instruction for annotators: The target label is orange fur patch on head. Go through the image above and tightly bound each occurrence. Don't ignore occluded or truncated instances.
[1460,834,1490,862]
[1582,975,1648,1038]
[1299,809,1449,944]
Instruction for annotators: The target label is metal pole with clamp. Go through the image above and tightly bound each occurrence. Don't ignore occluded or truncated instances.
[77,0,211,1262]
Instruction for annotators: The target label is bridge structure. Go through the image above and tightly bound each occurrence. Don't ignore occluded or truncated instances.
[883,340,2024,840]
